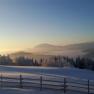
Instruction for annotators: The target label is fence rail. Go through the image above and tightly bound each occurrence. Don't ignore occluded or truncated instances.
[0,73,94,94]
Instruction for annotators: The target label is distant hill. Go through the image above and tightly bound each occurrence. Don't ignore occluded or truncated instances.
[9,51,53,61]
[64,42,94,50]
[9,42,94,58]
[10,51,32,58]
[29,42,94,57]
[83,48,94,58]
[30,43,63,54]
[32,42,94,51]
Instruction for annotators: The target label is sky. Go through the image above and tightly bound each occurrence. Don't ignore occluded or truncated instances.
[0,0,94,54]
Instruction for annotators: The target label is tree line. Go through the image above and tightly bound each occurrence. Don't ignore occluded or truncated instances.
[63,56,94,71]
[0,55,94,71]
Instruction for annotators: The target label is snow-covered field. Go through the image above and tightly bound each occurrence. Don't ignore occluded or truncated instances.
[0,88,87,94]
[0,65,94,80]
[0,65,94,94]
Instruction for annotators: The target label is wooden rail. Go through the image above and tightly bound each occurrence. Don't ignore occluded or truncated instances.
[0,74,94,94]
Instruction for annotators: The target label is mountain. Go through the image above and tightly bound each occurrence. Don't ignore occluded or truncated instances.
[30,42,94,57]
[83,48,94,58]
[64,41,94,50]
[9,42,94,59]
[9,51,52,61]
[30,43,63,54]
[10,51,32,57]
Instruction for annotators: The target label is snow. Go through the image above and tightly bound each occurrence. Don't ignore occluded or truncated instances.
[0,65,94,80]
[0,65,94,94]
[0,88,86,94]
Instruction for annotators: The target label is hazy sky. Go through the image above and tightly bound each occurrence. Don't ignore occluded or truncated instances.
[0,0,94,53]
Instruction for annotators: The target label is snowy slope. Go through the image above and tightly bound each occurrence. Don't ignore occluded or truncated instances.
[0,88,86,94]
[0,65,94,80]
[0,66,94,94]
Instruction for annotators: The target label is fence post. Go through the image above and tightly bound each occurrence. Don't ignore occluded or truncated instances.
[88,80,90,94]
[64,77,67,93]
[0,74,2,88]
[40,76,42,90]
[19,74,23,88]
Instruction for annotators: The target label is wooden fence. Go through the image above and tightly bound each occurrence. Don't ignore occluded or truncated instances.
[0,73,94,94]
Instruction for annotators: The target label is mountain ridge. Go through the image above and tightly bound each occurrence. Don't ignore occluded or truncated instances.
[9,41,94,58]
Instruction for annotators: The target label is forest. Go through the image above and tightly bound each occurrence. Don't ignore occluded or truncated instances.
[0,55,94,71]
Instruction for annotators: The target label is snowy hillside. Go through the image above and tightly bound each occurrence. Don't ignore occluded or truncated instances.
[0,88,87,94]
[0,66,94,94]
[0,65,94,80]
